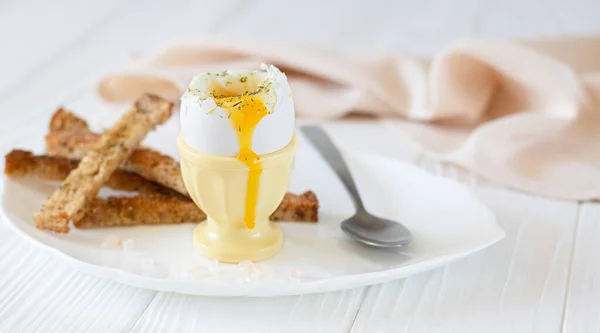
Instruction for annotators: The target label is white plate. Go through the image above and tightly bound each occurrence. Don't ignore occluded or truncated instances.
[0,129,504,297]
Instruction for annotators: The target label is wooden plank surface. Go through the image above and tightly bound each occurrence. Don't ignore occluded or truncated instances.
[352,184,579,333]
[131,289,366,333]
[562,204,600,333]
[0,0,599,332]
[0,230,157,332]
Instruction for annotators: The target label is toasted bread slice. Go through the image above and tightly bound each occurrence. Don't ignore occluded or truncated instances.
[5,149,178,196]
[75,191,319,228]
[76,194,203,228]
[34,94,174,233]
[273,191,319,222]
[48,107,92,133]
[5,150,319,226]
[46,109,188,197]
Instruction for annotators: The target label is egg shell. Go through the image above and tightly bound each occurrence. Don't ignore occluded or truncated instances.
[180,66,295,157]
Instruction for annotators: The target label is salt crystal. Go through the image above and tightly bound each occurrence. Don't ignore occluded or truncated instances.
[205,259,220,272]
[187,264,206,278]
[122,239,135,252]
[288,268,301,283]
[249,266,264,279]
[169,265,188,279]
[141,258,155,271]
[238,261,264,280]
[259,264,275,278]
[178,268,190,279]
[100,235,122,249]
[238,260,254,268]
[288,276,301,284]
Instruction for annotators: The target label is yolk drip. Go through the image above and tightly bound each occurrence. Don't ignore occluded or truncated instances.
[213,94,268,229]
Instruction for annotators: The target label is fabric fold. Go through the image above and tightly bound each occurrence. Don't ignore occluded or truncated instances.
[96,36,600,200]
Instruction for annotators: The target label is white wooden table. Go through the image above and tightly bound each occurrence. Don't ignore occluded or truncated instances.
[1,1,599,332]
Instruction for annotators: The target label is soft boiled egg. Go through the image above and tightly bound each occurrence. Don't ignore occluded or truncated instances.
[180,64,295,229]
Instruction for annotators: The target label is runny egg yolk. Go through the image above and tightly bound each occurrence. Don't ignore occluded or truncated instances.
[212,92,269,230]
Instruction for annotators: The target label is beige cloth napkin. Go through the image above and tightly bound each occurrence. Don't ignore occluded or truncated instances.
[97,36,600,201]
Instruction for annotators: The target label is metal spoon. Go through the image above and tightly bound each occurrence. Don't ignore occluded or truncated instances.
[301,125,413,248]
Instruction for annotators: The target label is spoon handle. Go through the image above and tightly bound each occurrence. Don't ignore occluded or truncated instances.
[301,126,365,211]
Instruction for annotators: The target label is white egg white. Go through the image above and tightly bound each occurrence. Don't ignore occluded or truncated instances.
[180,64,295,156]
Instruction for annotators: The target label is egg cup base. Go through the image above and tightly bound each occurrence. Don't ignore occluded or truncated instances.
[193,219,283,263]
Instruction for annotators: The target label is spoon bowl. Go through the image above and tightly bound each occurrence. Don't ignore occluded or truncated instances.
[301,125,413,248]
[341,214,413,248]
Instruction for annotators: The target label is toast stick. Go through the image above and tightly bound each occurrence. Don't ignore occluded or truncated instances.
[5,150,319,226]
[46,109,188,197]
[75,191,319,228]
[5,149,178,196]
[34,94,173,233]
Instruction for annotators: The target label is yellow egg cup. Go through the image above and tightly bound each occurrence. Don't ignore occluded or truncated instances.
[177,134,298,263]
